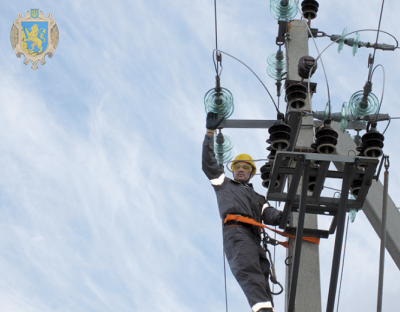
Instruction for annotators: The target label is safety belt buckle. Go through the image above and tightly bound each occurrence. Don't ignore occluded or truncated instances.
[264,236,279,246]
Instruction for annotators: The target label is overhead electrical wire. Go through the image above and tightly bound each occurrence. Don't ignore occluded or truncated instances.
[368,0,386,82]
[382,118,391,135]
[214,0,220,74]
[212,50,223,76]
[213,2,229,311]
[213,49,281,114]
[223,240,229,312]
[335,216,350,312]
[371,64,386,119]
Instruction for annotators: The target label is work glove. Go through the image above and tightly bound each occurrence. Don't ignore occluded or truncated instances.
[206,112,224,131]
[273,211,290,226]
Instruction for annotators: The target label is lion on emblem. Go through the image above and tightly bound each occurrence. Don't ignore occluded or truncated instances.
[21,24,46,55]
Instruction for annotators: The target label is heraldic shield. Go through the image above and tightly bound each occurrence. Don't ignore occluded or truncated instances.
[10,9,59,70]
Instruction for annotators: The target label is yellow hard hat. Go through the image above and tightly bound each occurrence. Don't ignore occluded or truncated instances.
[231,154,256,173]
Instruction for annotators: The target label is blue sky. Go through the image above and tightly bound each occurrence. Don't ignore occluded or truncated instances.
[1,1,400,311]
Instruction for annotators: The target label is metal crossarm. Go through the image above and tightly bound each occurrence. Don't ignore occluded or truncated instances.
[268,151,379,237]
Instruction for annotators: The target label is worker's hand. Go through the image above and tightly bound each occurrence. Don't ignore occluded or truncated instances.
[206,112,224,131]
[273,211,290,226]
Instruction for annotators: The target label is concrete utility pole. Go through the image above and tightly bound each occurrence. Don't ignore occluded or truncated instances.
[332,122,400,269]
[284,20,322,312]
[282,18,400,312]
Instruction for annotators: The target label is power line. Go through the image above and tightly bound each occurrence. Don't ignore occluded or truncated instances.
[214,0,219,74]
[214,49,281,114]
[369,0,386,82]
[335,216,350,312]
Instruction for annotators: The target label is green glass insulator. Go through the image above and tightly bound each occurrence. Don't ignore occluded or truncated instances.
[338,28,347,53]
[334,193,357,222]
[340,102,348,133]
[349,195,357,222]
[214,133,234,165]
[204,87,234,119]
[324,101,330,120]
[267,52,286,80]
[349,209,357,223]
[270,0,299,22]
[348,91,379,118]
[352,32,360,56]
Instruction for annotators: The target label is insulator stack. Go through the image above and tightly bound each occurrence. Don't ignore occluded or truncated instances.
[333,29,360,56]
[301,0,319,20]
[260,162,281,189]
[298,56,317,79]
[313,102,342,122]
[310,149,322,165]
[312,123,338,154]
[313,103,352,133]
[348,90,379,119]
[204,87,234,119]
[286,83,307,109]
[267,51,286,80]
[267,147,277,160]
[270,0,299,22]
[267,122,292,151]
[357,130,384,158]
[307,175,317,192]
[214,132,234,165]
[350,178,363,196]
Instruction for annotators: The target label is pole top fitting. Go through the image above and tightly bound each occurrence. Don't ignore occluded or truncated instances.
[384,155,390,170]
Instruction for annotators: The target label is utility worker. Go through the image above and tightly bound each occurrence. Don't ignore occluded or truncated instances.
[202,112,283,312]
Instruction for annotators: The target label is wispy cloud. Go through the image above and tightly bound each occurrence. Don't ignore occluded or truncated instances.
[0,0,399,311]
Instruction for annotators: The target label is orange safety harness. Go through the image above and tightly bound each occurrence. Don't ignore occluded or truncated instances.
[223,214,320,248]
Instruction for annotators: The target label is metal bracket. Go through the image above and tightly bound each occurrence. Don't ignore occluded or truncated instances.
[266,151,379,312]
[276,21,288,45]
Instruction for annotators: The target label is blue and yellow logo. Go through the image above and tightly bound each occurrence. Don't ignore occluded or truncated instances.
[30,9,39,19]
[11,9,59,70]
[20,22,48,55]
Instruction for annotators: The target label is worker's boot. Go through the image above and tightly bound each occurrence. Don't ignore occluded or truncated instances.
[258,309,273,312]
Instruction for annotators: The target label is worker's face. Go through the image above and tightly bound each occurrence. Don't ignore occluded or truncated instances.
[232,161,255,183]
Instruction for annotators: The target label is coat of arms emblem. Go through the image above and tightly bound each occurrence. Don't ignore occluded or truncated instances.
[10,9,59,70]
